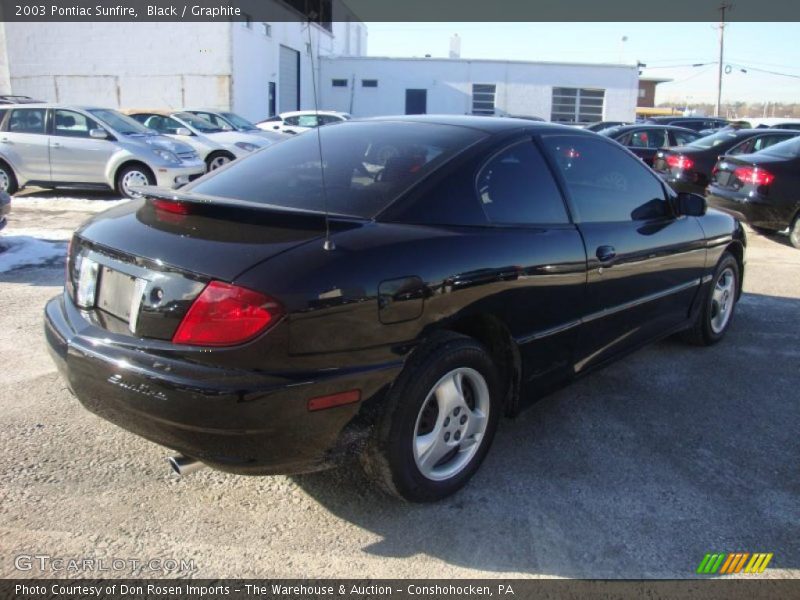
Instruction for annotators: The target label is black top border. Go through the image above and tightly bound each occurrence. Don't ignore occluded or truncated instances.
[0,0,798,22]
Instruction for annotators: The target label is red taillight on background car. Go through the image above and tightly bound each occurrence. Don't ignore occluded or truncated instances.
[665,154,694,170]
[172,281,283,346]
[733,166,775,187]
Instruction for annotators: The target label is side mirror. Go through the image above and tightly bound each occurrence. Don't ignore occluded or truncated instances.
[272,125,280,130]
[89,128,108,139]
[175,127,192,136]
[675,192,707,217]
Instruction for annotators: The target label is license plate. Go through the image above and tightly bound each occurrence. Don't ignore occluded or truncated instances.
[715,172,733,187]
[96,267,138,322]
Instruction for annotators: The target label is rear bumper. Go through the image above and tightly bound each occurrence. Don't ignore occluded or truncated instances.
[44,293,401,475]
[153,160,206,189]
[706,187,788,230]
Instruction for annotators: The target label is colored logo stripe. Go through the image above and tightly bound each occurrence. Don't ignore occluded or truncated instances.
[698,553,773,574]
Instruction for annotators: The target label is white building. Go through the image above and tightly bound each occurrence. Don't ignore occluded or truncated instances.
[320,56,638,123]
[0,0,367,122]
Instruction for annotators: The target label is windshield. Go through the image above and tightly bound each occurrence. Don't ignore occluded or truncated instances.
[757,135,800,159]
[174,112,225,133]
[88,109,153,135]
[186,121,486,218]
[221,112,258,131]
[685,130,739,149]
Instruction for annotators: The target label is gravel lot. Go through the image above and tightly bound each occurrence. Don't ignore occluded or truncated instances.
[1,189,798,579]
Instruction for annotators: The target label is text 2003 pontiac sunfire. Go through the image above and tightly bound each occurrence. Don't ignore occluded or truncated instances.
[45,116,745,502]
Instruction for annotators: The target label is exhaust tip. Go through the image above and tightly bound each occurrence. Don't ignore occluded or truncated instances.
[167,454,205,477]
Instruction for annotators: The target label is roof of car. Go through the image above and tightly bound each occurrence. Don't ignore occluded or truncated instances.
[121,109,182,116]
[0,103,109,111]
[646,116,727,122]
[600,123,700,134]
[279,110,349,118]
[359,114,580,133]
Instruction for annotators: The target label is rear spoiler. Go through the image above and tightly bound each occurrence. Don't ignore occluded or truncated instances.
[138,186,353,218]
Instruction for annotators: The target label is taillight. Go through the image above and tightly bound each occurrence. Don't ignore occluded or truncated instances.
[666,154,694,170]
[172,281,283,346]
[733,166,775,187]
[152,198,191,214]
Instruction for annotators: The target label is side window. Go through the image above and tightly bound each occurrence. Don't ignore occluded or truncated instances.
[753,135,790,152]
[8,108,46,134]
[628,129,666,148]
[320,115,342,125]
[673,130,699,146]
[140,115,183,135]
[541,134,669,223]
[283,116,299,126]
[297,115,319,127]
[0,109,7,129]
[476,142,569,225]
[53,110,96,138]
[728,138,754,155]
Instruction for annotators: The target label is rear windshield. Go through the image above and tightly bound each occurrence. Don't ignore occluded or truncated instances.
[186,121,486,218]
[685,130,739,149]
[757,135,800,159]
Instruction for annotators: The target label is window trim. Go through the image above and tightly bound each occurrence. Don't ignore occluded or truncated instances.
[538,132,673,225]
[471,83,497,116]
[472,138,573,227]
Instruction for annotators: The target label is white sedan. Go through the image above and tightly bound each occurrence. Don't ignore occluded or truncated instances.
[256,111,351,135]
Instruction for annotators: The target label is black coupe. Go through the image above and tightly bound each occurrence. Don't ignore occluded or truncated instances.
[45,116,746,502]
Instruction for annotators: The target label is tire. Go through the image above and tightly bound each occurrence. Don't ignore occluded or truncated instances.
[0,161,19,195]
[205,152,234,171]
[681,252,740,346]
[116,164,154,199]
[789,214,800,249]
[361,332,501,502]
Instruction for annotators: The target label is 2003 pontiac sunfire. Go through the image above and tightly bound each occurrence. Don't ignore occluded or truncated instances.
[45,116,745,502]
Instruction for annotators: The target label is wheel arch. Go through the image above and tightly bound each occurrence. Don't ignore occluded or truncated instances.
[438,313,521,418]
[725,240,745,300]
[113,159,156,188]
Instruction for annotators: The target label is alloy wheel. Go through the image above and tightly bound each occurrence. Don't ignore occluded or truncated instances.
[0,168,9,193]
[710,266,735,334]
[412,367,490,481]
[208,155,231,170]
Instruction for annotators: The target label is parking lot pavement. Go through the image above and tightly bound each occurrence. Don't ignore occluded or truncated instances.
[1,193,798,579]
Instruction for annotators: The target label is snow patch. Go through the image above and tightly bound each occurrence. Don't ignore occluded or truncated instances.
[11,196,129,213]
[0,236,67,272]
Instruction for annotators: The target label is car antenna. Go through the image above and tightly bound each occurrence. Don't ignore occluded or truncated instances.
[306,16,335,251]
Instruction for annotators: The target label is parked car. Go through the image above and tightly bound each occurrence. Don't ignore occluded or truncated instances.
[583,120,630,132]
[0,190,9,230]
[706,135,800,247]
[653,128,800,194]
[45,116,745,502]
[256,110,351,135]
[0,95,43,105]
[125,110,271,171]
[644,116,730,133]
[745,117,800,131]
[183,109,288,143]
[0,104,206,198]
[598,124,702,165]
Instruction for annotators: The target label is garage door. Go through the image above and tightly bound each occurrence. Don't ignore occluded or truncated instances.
[279,45,300,112]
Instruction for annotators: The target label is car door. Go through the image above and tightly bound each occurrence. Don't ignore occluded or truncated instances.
[49,109,116,184]
[540,133,707,373]
[1,107,51,182]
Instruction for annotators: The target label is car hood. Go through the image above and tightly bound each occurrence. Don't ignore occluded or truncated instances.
[125,133,196,155]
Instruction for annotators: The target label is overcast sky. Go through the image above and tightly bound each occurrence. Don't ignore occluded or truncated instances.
[365,22,800,104]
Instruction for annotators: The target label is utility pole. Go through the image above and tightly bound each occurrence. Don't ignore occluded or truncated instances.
[715,2,731,117]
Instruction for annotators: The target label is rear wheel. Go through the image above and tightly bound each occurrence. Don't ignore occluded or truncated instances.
[206,151,234,171]
[361,332,501,502]
[681,252,740,346]
[789,214,800,249]
[0,161,19,195]
[116,164,154,199]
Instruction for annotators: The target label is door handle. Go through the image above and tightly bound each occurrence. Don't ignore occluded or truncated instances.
[596,245,617,266]
[52,142,62,148]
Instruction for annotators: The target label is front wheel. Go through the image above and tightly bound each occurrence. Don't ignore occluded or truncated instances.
[0,161,19,195]
[789,214,800,249]
[361,332,501,502]
[116,164,154,199]
[206,152,233,171]
[681,252,740,346]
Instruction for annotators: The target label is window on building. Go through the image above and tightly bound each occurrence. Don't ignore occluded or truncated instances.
[472,84,496,115]
[550,88,605,124]
[242,14,252,28]
[638,87,646,98]
[362,79,378,88]
[262,23,272,37]
[285,0,333,32]
[332,79,348,87]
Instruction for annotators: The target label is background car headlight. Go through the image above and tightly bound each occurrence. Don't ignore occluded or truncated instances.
[153,149,180,164]
[235,142,260,152]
